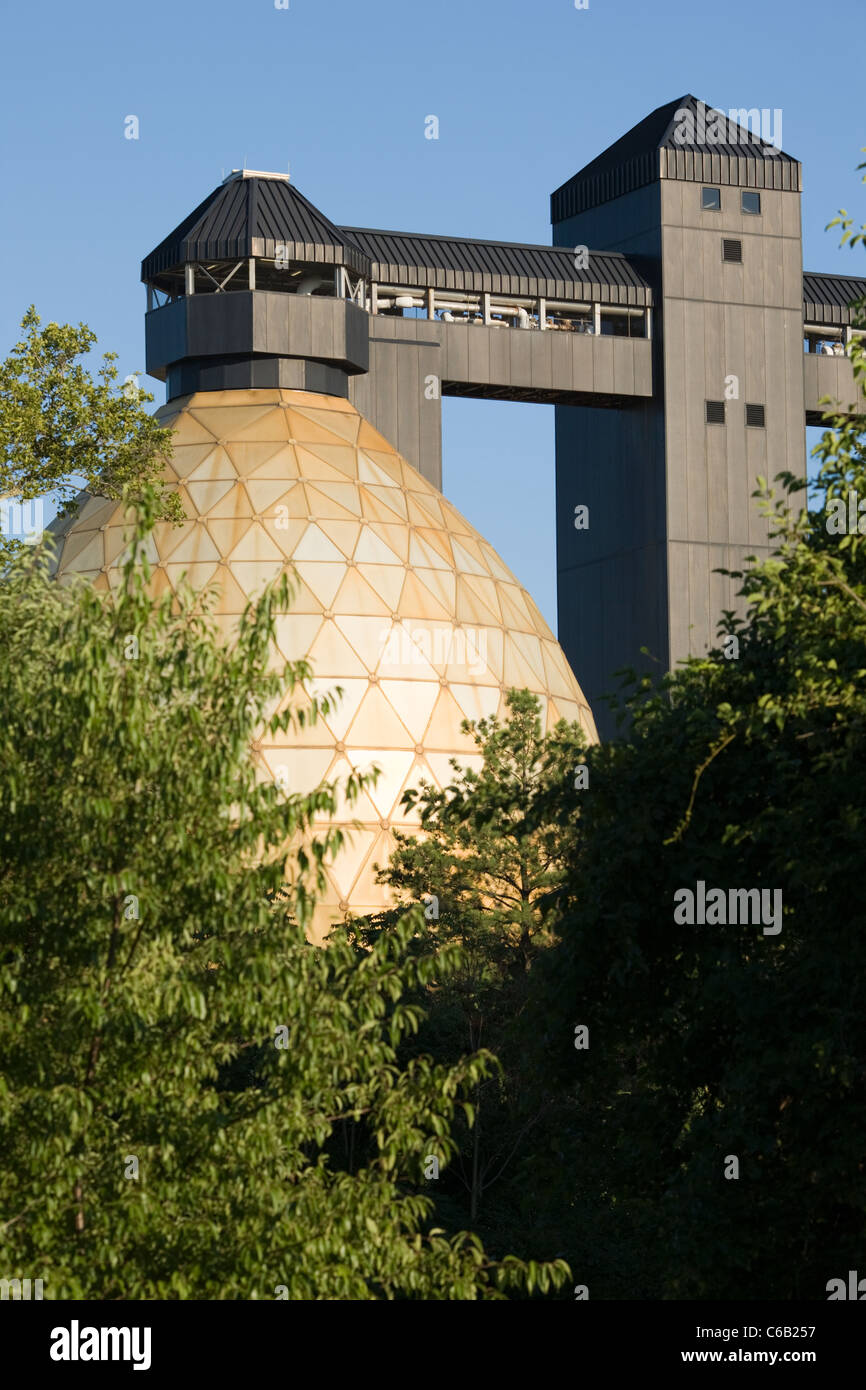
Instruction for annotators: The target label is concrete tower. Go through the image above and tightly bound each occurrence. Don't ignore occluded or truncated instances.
[551,96,806,724]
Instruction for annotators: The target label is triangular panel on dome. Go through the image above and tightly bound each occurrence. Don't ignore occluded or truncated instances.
[451,537,488,577]
[290,406,360,446]
[229,408,287,443]
[260,746,334,796]
[407,491,445,527]
[306,618,369,677]
[409,531,452,572]
[359,490,405,528]
[304,675,368,741]
[358,452,400,489]
[318,756,382,827]
[188,404,278,438]
[227,523,283,563]
[164,560,220,592]
[503,634,545,691]
[398,569,450,623]
[344,684,413,747]
[186,478,239,515]
[541,640,578,699]
[159,411,216,447]
[353,527,402,566]
[356,420,395,453]
[317,518,362,558]
[298,443,359,478]
[206,517,253,557]
[497,582,536,632]
[163,527,220,566]
[456,578,499,628]
[292,562,344,610]
[359,448,404,485]
[295,446,352,484]
[347,749,417,819]
[305,481,362,518]
[60,528,103,570]
[479,542,514,583]
[357,562,405,612]
[368,521,409,561]
[364,484,408,520]
[414,567,456,614]
[461,573,503,623]
[246,477,302,514]
[279,574,325,613]
[291,522,345,563]
[422,688,479,752]
[187,447,237,483]
[333,567,391,617]
[273,614,325,663]
[336,615,398,673]
[208,566,254,616]
[285,409,344,447]
[449,682,501,724]
[232,558,286,594]
[378,679,440,744]
[226,440,296,479]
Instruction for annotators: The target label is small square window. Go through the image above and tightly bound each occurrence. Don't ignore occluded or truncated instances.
[706,400,726,424]
[702,187,721,211]
[722,239,743,263]
[741,191,761,215]
[745,403,765,428]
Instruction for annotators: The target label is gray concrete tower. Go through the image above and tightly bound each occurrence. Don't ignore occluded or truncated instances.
[552,96,805,729]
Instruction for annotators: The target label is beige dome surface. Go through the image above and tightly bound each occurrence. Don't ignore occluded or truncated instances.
[51,389,597,941]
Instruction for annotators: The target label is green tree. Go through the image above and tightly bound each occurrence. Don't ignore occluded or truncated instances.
[530,265,866,1299]
[0,307,180,524]
[352,690,588,1228]
[0,501,567,1299]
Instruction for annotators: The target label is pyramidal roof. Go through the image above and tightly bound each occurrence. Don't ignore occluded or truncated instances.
[142,171,370,281]
[552,94,801,222]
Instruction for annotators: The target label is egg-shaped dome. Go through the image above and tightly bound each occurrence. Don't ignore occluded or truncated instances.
[51,389,596,941]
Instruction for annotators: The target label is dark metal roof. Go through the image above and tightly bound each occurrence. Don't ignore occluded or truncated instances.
[339,226,652,305]
[142,174,371,281]
[552,94,801,223]
[803,271,866,326]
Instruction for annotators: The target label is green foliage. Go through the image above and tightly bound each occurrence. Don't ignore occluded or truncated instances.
[0,497,567,1300]
[0,307,181,522]
[531,287,866,1299]
[350,691,589,1228]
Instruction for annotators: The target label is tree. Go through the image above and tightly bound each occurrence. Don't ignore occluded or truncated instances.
[529,245,866,1298]
[0,307,180,525]
[0,499,567,1299]
[351,690,589,1228]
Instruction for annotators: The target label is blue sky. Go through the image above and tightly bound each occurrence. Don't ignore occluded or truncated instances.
[1,0,864,628]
